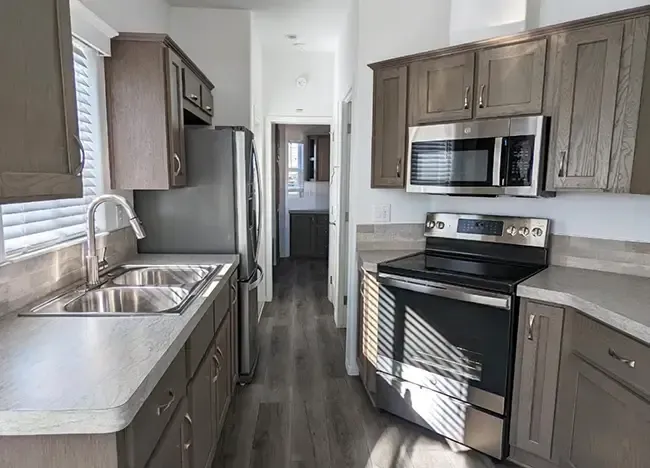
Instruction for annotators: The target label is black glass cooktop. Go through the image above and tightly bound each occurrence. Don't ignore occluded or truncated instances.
[378,252,545,294]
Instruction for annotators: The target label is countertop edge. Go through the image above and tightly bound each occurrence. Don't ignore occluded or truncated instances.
[518,282,650,346]
[0,255,239,436]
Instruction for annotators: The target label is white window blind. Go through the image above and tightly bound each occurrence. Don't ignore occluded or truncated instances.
[1,40,102,258]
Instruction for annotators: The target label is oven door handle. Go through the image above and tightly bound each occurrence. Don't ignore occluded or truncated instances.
[378,273,512,310]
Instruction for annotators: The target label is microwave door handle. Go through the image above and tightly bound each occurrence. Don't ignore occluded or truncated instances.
[378,273,511,310]
[493,137,504,187]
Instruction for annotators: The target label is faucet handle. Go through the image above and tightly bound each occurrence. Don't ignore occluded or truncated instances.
[98,247,109,272]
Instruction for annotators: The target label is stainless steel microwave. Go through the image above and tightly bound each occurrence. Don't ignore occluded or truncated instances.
[406,116,550,197]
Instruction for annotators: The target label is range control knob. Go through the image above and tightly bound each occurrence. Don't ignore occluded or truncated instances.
[426,221,435,229]
[436,221,445,230]
[532,227,544,237]
[506,225,518,236]
[519,227,530,237]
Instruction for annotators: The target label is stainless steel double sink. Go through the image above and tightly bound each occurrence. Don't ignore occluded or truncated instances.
[21,264,224,317]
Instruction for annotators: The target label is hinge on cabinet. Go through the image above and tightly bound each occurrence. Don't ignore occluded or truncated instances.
[345,212,349,222]
[330,276,333,285]
[347,123,352,134]
[343,295,348,306]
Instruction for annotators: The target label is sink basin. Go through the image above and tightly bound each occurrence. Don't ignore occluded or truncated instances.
[63,287,189,316]
[111,265,216,287]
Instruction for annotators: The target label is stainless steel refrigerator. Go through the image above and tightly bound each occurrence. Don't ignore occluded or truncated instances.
[134,126,262,382]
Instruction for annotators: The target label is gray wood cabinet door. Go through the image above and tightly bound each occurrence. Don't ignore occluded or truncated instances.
[513,301,564,462]
[316,135,331,182]
[167,49,187,187]
[145,398,191,468]
[290,214,314,257]
[212,311,232,440]
[188,354,213,468]
[556,355,650,468]
[550,23,624,190]
[409,52,475,125]
[371,66,408,188]
[0,0,83,203]
[476,39,547,118]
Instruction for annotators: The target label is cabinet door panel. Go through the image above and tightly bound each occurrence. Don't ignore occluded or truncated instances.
[476,39,547,118]
[316,135,331,182]
[145,399,191,468]
[557,356,650,468]
[513,301,564,462]
[409,53,474,125]
[188,355,213,468]
[290,214,313,257]
[0,0,82,203]
[372,66,408,188]
[552,23,624,190]
[167,49,186,187]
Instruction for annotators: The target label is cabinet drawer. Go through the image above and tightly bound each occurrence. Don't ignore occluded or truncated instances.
[572,312,650,398]
[126,349,186,468]
[185,304,215,379]
[201,84,213,115]
[183,68,202,107]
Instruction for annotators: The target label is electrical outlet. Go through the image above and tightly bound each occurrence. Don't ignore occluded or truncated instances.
[372,204,391,223]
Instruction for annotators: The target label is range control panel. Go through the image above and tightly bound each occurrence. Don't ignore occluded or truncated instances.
[424,213,550,248]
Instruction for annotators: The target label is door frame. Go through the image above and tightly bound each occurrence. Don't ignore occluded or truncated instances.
[262,115,332,303]
[332,90,353,329]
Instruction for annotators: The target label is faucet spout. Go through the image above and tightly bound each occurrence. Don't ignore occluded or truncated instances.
[85,195,146,288]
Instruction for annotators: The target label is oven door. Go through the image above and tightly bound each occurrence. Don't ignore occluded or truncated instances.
[376,273,515,416]
[406,120,509,196]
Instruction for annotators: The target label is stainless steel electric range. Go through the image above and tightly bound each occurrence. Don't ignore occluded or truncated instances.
[375,213,550,460]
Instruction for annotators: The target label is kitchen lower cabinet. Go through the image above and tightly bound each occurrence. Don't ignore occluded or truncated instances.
[144,398,191,468]
[213,311,232,436]
[357,268,380,403]
[290,212,329,258]
[555,354,650,468]
[188,353,214,468]
[510,301,564,467]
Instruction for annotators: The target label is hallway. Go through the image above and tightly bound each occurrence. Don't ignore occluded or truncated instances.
[215,260,513,468]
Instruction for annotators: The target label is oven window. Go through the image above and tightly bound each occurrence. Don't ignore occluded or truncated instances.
[504,135,535,187]
[410,138,495,186]
[378,285,513,401]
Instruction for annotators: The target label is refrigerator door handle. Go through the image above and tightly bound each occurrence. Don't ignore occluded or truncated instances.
[252,141,263,263]
[248,265,264,291]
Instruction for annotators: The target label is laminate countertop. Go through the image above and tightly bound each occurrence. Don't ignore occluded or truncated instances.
[0,254,239,436]
[358,250,421,273]
[519,266,650,345]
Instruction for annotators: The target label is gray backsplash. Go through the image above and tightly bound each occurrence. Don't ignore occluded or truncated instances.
[0,228,136,318]
[356,224,426,251]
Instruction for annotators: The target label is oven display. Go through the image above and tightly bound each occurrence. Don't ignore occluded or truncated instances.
[457,219,504,236]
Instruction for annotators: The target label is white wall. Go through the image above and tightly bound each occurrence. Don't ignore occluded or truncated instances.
[170,7,252,127]
[450,0,528,44]
[80,0,169,32]
[538,0,650,26]
[263,49,335,117]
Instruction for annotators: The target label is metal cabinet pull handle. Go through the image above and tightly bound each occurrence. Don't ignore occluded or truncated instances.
[205,105,212,112]
[190,94,199,101]
[212,354,221,382]
[73,135,86,176]
[478,84,486,108]
[183,413,193,450]
[558,151,567,178]
[464,86,470,110]
[527,314,536,341]
[396,158,402,178]
[156,390,175,416]
[608,348,636,368]
[173,153,181,177]
[216,346,225,361]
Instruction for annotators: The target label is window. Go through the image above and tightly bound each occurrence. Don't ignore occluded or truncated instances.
[0,40,103,259]
[287,141,304,197]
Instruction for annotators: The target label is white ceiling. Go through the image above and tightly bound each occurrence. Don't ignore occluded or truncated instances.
[166,0,350,52]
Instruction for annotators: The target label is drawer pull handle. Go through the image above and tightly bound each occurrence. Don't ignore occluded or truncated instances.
[183,413,193,450]
[478,84,486,108]
[396,158,402,178]
[609,348,636,368]
[216,346,225,361]
[206,105,212,112]
[464,86,470,110]
[212,354,221,382]
[527,314,536,341]
[190,94,199,101]
[156,390,175,416]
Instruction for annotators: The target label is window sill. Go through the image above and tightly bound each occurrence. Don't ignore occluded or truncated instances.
[0,231,112,268]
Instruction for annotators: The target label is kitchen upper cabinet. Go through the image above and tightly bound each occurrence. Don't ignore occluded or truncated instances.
[0,0,83,203]
[315,135,331,182]
[475,40,547,118]
[511,301,564,465]
[556,354,650,468]
[549,23,625,191]
[372,66,408,188]
[409,52,475,125]
[105,34,214,190]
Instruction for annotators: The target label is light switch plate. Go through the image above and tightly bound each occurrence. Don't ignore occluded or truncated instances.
[372,204,391,223]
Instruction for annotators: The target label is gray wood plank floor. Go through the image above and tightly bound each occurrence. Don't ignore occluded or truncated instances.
[214,259,516,468]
